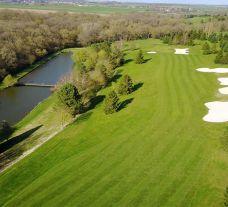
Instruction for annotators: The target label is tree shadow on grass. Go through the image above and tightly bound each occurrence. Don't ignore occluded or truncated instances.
[118,98,134,112]
[144,58,152,63]
[124,58,134,64]
[133,82,144,92]
[110,74,122,83]
[0,125,42,153]
[74,111,93,125]
[87,95,106,111]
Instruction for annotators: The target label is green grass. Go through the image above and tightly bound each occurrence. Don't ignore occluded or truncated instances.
[0,39,228,207]
[0,3,148,14]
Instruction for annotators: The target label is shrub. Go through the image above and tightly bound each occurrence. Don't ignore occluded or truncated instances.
[104,90,119,114]
[215,50,224,64]
[202,42,211,55]
[135,50,144,64]
[118,74,133,95]
[211,43,218,54]
[57,83,82,116]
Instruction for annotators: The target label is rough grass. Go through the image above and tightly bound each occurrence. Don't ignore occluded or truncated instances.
[0,39,228,207]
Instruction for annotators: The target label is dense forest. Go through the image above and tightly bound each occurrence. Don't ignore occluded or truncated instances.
[0,10,228,81]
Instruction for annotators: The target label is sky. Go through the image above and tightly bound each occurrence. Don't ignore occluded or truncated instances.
[113,0,228,5]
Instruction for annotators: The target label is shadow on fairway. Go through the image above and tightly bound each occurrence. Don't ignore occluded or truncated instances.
[87,95,106,111]
[124,58,134,64]
[110,74,122,83]
[118,98,134,111]
[144,58,152,63]
[74,111,93,125]
[0,125,42,153]
[134,82,144,92]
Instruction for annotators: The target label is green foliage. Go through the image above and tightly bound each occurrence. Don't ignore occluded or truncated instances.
[135,50,144,64]
[57,83,82,116]
[208,33,218,43]
[104,90,119,114]
[2,74,16,87]
[215,50,224,64]
[214,50,228,64]
[110,44,125,68]
[224,187,228,207]
[211,43,218,54]
[202,42,211,55]
[118,74,133,95]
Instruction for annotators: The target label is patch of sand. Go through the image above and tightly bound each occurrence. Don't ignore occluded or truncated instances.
[147,51,157,54]
[175,48,189,55]
[203,101,228,123]
[196,68,228,73]
[218,78,228,85]
[218,87,228,95]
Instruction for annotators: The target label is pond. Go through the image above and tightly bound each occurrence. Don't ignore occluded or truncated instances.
[0,52,74,125]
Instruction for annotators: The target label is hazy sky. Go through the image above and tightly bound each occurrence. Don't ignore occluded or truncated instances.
[115,0,228,5]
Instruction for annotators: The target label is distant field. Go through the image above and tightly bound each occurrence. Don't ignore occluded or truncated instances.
[0,39,228,206]
[0,3,149,14]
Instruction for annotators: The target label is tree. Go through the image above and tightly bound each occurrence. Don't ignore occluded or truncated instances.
[215,50,224,64]
[135,50,144,64]
[118,74,133,95]
[0,120,13,141]
[104,90,119,114]
[211,43,218,54]
[202,42,211,55]
[57,83,82,116]
[224,187,228,207]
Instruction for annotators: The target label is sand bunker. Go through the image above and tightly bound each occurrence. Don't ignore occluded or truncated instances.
[218,78,228,86]
[175,48,189,55]
[196,68,228,73]
[218,87,228,95]
[203,101,228,123]
[147,51,157,54]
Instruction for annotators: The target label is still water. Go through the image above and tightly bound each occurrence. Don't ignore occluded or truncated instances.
[0,52,74,125]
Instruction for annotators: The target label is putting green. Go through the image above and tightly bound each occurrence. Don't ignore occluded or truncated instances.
[0,39,227,207]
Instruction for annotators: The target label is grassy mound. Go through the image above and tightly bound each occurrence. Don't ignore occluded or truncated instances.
[0,39,227,207]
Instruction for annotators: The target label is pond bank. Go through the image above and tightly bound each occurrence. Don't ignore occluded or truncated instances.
[0,51,62,91]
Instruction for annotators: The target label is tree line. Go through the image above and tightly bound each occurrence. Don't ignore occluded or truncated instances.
[201,34,228,64]
[0,10,228,82]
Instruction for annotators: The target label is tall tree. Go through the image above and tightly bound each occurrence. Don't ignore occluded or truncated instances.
[57,83,82,116]
[135,50,144,64]
[104,90,119,114]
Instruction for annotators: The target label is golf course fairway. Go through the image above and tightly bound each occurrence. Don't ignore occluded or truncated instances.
[0,39,227,207]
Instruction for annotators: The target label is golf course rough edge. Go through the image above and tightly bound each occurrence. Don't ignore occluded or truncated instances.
[174,48,189,55]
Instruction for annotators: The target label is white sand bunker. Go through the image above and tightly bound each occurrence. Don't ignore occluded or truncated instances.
[204,101,228,123]
[175,48,189,55]
[218,78,228,86]
[147,51,157,54]
[218,87,228,95]
[196,68,228,73]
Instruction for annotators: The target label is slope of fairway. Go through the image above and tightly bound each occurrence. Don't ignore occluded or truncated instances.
[0,39,228,207]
